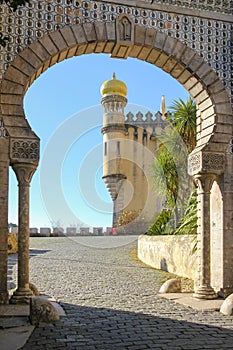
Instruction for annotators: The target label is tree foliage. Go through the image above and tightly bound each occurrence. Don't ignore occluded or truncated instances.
[173,190,197,235]
[149,97,197,235]
[0,0,29,46]
[168,97,197,153]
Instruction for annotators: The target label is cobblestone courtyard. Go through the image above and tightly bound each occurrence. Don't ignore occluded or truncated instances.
[8,236,233,349]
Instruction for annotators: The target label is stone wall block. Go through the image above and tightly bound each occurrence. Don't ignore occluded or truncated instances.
[162,57,177,73]
[163,35,176,56]
[75,44,88,56]
[105,22,116,41]
[49,53,60,67]
[215,103,233,115]
[195,90,209,105]
[215,123,233,134]
[3,116,29,128]
[73,24,88,44]
[170,63,185,79]
[196,62,212,79]
[203,71,219,87]
[183,76,199,90]
[85,42,97,54]
[134,26,146,45]
[103,42,115,54]
[4,66,28,86]
[129,45,142,58]
[50,30,68,52]
[201,105,215,119]
[137,47,152,61]
[188,54,204,72]
[39,35,59,56]
[212,91,231,104]
[66,46,77,59]
[29,40,51,63]
[212,132,232,143]
[58,49,69,62]
[143,48,160,63]
[0,80,24,95]
[60,26,77,47]
[1,94,22,106]
[171,40,185,60]
[94,42,106,53]
[181,46,196,66]
[201,115,215,130]
[208,80,225,95]
[94,22,107,42]
[144,28,156,48]
[19,49,43,70]
[216,114,233,125]
[153,30,166,50]
[155,52,169,68]
[198,98,212,112]
[1,105,25,117]
[12,56,35,78]
[189,82,204,98]
[83,22,97,42]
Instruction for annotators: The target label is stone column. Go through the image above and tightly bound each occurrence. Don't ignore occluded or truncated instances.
[10,162,37,304]
[0,137,10,304]
[193,174,217,299]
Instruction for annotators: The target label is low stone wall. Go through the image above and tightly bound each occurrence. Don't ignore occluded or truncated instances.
[138,234,198,280]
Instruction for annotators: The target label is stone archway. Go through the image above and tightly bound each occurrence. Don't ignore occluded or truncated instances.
[0,14,232,303]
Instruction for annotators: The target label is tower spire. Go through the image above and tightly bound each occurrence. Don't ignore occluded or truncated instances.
[160,95,167,118]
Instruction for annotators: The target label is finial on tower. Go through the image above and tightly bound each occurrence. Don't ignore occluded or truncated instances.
[160,95,167,118]
[100,73,127,97]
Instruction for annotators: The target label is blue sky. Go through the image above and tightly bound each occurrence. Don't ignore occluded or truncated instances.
[8,54,189,230]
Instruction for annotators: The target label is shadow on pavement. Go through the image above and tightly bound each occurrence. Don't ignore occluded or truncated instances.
[21,302,233,350]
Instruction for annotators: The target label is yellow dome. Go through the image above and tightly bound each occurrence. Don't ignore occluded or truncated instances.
[100,73,127,97]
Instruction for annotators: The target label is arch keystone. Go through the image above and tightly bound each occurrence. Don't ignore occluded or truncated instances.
[111,14,134,59]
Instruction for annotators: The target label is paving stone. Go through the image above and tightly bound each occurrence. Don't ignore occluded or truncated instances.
[6,237,233,350]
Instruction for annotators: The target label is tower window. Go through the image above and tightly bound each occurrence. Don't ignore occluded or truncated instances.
[117,141,121,157]
[104,142,107,156]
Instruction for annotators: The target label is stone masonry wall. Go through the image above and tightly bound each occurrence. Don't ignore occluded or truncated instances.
[138,234,198,281]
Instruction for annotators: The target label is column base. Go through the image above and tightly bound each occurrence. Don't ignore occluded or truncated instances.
[9,288,33,304]
[193,285,218,300]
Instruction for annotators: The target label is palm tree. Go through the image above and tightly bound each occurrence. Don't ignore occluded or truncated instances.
[150,97,197,235]
[168,97,196,153]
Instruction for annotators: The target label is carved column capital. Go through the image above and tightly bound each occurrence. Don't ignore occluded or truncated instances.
[194,173,217,194]
[12,162,37,186]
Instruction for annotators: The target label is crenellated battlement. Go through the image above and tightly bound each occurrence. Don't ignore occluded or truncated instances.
[125,111,169,139]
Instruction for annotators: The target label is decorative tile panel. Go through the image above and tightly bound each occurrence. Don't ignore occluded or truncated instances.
[0,1,232,104]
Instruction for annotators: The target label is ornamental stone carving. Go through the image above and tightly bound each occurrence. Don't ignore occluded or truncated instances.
[111,14,134,59]
[0,119,8,138]
[188,151,225,176]
[10,139,39,161]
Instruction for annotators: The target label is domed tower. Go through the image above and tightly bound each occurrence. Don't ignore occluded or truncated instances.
[100,73,127,202]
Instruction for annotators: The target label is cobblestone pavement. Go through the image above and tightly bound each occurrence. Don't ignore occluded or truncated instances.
[15,236,233,350]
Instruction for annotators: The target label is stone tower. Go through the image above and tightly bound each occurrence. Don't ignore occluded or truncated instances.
[100,74,165,233]
[100,73,128,203]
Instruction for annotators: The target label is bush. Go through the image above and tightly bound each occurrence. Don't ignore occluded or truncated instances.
[148,209,173,235]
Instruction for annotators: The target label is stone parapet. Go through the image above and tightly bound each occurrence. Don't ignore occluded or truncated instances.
[137,234,198,280]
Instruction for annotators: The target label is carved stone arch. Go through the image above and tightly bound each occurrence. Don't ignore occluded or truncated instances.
[0,21,232,162]
[1,19,233,301]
